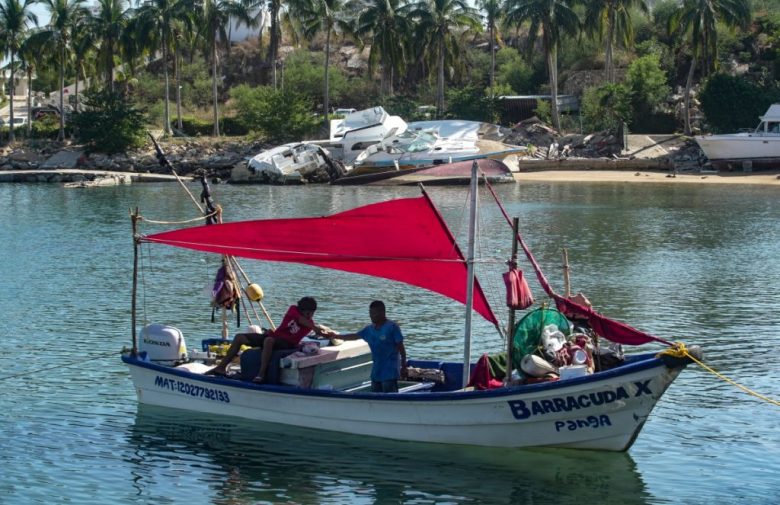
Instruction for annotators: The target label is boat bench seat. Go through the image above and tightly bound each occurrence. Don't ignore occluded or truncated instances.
[239,347,297,384]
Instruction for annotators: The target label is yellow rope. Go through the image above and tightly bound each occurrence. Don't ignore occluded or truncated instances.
[658,342,780,407]
[140,210,220,225]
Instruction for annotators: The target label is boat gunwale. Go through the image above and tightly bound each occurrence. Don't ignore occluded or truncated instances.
[122,351,674,401]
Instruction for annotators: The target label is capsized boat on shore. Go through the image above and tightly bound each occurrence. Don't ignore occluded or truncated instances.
[351,120,525,175]
[231,143,346,184]
[231,107,406,184]
[695,103,780,170]
[123,165,697,451]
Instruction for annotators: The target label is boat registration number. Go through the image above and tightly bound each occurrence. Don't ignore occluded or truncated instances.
[154,375,230,403]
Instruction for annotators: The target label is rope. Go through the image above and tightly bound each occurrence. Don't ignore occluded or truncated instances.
[140,210,220,226]
[658,342,780,407]
[0,350,124,382]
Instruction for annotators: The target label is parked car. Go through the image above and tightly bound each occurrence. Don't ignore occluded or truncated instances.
[10,116,27,127]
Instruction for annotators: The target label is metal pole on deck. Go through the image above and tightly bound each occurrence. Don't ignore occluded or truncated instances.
[563,248,571,298]
[131,208,140,356]
[462,161,479,388]
[505,217,519,386]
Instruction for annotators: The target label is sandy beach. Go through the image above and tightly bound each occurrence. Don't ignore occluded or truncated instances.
[514,169,780,186]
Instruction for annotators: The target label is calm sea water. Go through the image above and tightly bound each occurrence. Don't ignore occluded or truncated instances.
[0,181,778,504]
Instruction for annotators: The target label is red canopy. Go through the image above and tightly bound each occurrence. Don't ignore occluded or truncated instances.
[142,194,499,325]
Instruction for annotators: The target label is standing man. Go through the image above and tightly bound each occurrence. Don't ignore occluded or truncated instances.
[338,300,407,393]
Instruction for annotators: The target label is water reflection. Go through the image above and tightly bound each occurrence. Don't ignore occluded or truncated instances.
[128,405,653,505]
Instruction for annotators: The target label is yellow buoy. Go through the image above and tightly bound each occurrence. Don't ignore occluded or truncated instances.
[246,283,264,302]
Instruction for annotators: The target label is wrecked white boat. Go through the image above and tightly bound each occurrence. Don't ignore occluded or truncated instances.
[231,143,344,184]
[351,120,525,175]
[231,107,407,183]
[326,106,407,164]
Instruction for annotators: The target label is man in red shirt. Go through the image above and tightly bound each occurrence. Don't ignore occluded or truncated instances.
[206,296,334,382]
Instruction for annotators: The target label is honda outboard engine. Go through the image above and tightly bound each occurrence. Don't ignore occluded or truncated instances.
[138,324,187,365]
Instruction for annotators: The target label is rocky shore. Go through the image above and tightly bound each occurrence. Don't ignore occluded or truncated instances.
[0,123,716,184]
[0,138,269,183]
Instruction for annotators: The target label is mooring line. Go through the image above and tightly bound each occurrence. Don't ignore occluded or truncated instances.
[0,350,126,382]
[659,342,780,407]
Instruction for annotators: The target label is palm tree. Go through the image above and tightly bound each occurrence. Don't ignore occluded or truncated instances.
[479,0,503,96]
[70,16,95,113]
[354,0,411,97]
[407,0,482,117]
[290,0,351,125]
[0,0,37,141]
[135,0,193,136]
[671,0,750,135]
[267,0,282,70]
[18,33,43,137]
[91,0,131,91]
[28,0,86,141]
[585,0,648,84]
[199,0,252,136]
[504,0,579,130]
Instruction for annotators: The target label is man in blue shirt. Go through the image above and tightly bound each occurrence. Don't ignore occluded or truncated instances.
[338,300,407,392]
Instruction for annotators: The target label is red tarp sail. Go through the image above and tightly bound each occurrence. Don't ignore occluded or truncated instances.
[142,194,499,325]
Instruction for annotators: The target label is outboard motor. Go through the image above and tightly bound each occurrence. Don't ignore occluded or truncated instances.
[138,324,187,365]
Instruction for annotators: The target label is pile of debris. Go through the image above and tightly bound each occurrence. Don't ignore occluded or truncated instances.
[504,117,625,159]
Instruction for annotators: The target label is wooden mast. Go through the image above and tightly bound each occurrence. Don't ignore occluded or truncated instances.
[461,161,479,388]
[131,207,140,356]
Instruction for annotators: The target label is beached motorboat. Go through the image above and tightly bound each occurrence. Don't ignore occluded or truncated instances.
[351,120,525,175]
[231,143,345,184]
[232,107,407,184]
[326,106,407,164]
[123,164,697,451]
[695,103,780,170]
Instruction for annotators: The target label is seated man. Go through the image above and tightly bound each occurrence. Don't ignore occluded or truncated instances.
[337,300,407,393]
[206,296,334,383]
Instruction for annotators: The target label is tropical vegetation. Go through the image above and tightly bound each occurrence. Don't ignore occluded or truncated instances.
[0,0,778,151]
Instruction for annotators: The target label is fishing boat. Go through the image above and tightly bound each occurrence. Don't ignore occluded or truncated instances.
[695,103,780,170]
[123,163,698,451]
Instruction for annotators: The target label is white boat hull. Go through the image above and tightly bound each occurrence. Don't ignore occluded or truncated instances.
[695,133,780,168]
[124,354,684,451]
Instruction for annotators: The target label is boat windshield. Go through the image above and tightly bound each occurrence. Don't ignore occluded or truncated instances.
[386,131,438,154]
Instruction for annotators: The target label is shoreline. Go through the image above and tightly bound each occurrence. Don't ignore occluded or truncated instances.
[2,167,780,186]
[513,169,780,186]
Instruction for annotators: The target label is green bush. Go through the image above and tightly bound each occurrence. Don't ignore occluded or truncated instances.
[221,116,249,136]
[581,83,632,132]
[534,98,552,124]
[180,116,213,136]
[31,115,62,139]
[495,47,536,94]
[625,54,670,125]
[446,85,500,122]
[699,73,775,133]
[71,89,146,153]
[282,50,349,108]
[229,84,319,143]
